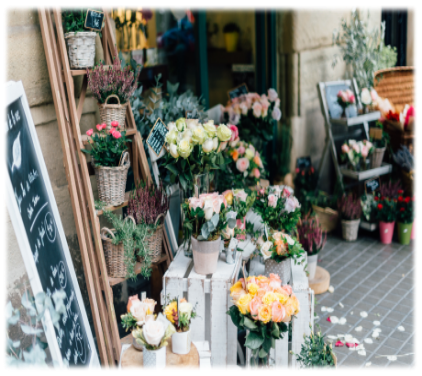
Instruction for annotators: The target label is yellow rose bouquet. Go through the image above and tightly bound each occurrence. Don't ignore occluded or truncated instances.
[227,273,299,366]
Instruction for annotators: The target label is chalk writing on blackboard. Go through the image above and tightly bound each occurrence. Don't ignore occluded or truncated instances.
[228,83,249,100]
[364,178,380,195]
[84,9,104,31]
[296,156,312,169]
[147,118,169,156]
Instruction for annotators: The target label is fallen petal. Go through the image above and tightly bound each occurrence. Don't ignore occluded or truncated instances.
[356,344,364,350]
[328,285,334,293]
[344,334,354,342]
[372,331,380,338]
[373,328,382,333]
[335,340,344,347]
[398,326,405,332]
[339,302,344,308]
[339,317,347,325]
[346,342,356,348]
[329,316,339,324]
[365,362,372,367]
[358,350,367,356]
[321,306,327,312]
[387,355,397,361]
[373,320,381,326]
[326,317,331,322]
[364,338,373,344]
[327,335,338,340]
[326,307,334,313]
[355,326,363,332]
[337,334,345,338]
[353,338,360,344]
[360,311,368,318]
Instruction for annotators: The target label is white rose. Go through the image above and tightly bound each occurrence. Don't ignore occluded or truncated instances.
[142,298,156,315]
[192,125,206,144]
[260,241,273,260]
[202,138,214,153]
[281,233,295,246]
[178,139,193,159]
[168,122,176,131]
[165,129,178,144]
[361,88,372,105]
[203,120,217,138]
[143,320,165,347]
[130,301,148,326]
[186,119,199,130]
[179,302,193,319]
[169,144,179,158]
[180,129,193,143]
[284,196,300,213]
[245,148,254,160]
[204,206,214,221]
[212,137,219,151]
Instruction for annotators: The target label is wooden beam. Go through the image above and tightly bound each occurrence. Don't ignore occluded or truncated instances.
[76,74,88,123]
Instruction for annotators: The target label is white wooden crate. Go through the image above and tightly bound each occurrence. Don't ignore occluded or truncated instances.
[162,244,242,367]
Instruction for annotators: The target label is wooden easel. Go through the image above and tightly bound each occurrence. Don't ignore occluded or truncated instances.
[38,9,173,366]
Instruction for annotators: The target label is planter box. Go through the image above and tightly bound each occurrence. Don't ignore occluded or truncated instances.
[340,162,392,181]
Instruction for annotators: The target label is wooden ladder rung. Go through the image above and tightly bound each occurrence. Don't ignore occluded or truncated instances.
[95,191,131,215]
[70,69,90,76]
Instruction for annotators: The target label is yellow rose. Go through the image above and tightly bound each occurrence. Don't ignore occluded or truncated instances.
[164,301,177,323]
[236,293,253,314]
[245,148,255,160]
[230,280,243,293]
[216,124,232,142]
[258,304,272,323]
[175,118,186,132]
[284,296,299,317]
[203,120,217,138]
[192,125,206,144]
[223,190,234,206]
[247,283,259,296]
[262,291,278,306]
[256,276,269,282]
[178,139,193,159]
[275,293,288,304]
[289,295,300,315]
[165,129,178,144]
[230,286,247,304]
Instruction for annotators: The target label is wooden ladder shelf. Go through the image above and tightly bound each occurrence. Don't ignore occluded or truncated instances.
[38,9,174,366]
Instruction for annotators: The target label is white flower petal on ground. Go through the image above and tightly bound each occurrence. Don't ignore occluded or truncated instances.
[350,311,353,315]
[398,326,405,332]
[356,344,364,350]
[364,338,373,344]
[387,355,397,361]
[337,334,345,338]
[372,331,380,338]
[330,316,339,324]
[339,317,347,325]
[373,320,381,326]
[327,335,338,340]
[360,311,368,318]
[355,326,363,332]
[344,334,354,342]
[321,306,327,312]
[326,307,334,313]
[358,350,367,356]
[339,302,344,308]
[373,328,382,333]
[353,338,360,344]
[328,285,335,293]
[365,362,372,367]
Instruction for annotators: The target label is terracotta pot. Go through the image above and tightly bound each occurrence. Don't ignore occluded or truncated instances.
[398,222,412,245]
[341,219,360,241]
[191,236,221,275]
[172,329,191,355]
[379,221,395,244]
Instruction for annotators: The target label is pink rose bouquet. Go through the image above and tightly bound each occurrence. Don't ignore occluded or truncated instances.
[340,139,373,171]
[337,89,355,109]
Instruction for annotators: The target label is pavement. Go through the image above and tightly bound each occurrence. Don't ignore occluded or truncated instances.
[314,233,414,368]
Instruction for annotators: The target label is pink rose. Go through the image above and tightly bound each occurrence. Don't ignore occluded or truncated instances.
[285,196,300,213]
[234,189,248,202]
[370,89,379,102]
[361,145,369,158]
[249,296,262,318]
[96,124,103,132]
[349,94,355,104]
[272,107,281,121]
[268,88,278,102]
[341,144,350,153]
[199,192,219,200]
[252,168,260,179]
[212,197,224,214]
[269,273,282,287]
[111,121,119,128]
[282,188,291,198]
[260,97,270,110]
[112,131,122,139]
[219,141,227,152]
[236,157,250,173]
[252,102,263,118]
[282,285,293,296]
[239,102,248,115]
[100,123,107,130]
[353,144,360,153]
[86,129,94,136]
[272,301,286,323]
[268,194,278,208]
[237,146,245,155]
[229,124,239,141]
[189,197,203,210]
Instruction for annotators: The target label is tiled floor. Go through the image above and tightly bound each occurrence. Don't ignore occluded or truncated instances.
[314,234,414,368]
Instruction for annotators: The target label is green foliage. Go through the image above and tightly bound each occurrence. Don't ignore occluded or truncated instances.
[62,9,99,34]
[375,195,397,222]
[233,190,256,219]
[294,166,317,211]
[121,312,138,332]
[267,234,306,264]
[311,191,338,211]
[396,193,414,224]
[333,10,397,89]
[293,324,336,368]
[361,194,377,222]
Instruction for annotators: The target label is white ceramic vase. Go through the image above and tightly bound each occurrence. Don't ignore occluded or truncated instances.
[306,254,318,280]
[172,329,191,355]
[143,345,166,368]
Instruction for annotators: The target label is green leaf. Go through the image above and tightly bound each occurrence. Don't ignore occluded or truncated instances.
[227,305,242,328]
[271,321,280,338]
[245,331,264,350]
[243,316,258,330]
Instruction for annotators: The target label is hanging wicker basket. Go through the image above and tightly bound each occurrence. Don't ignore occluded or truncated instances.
[101,216,136,278]
[93,151,130,206]
[98,94,128,130]
[137,213,166,264]
[312,205,339,233]
[64,32,96,69]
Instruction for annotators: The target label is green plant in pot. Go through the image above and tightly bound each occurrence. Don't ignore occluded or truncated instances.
[223,22,240,52]
[337,194,362,241]
[396,190,413,245]
[375,194,397,245]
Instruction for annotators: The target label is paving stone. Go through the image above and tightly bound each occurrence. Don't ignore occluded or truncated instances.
[382,337,405,350]
[369,356,390,366]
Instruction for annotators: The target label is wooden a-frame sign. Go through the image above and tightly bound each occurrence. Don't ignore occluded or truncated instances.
[38,9,173,366]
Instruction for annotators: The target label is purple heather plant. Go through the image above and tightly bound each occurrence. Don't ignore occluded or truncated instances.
[379,180,402,199]
[297,214,327,256]
[337,193,362,220]
[87,49,140,104]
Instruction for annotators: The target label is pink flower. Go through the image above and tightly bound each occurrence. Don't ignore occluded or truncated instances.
[361,145,369,158]
[268,88,278,102]
[282,284,292,295]
[268,194,278,208]
[341,144,350,153]
[111,121,119,128]
[252,168,260,179]
[249,296,262,318]
[284,196,300,213]
[234,189,248,202]
[269,273,282,289]
[239,102,248,115]
[228,124,239,141]
[272,301,286,322]
[326,317,331,322]
[260,97,270,110]
[112,131,122,139]
[100,123,107,130]
[349,94,355,104]
[335,340,344,347]
[236,157,250,173]
[370,88,379,102]
[272,107,281,121]
[282,188,291,198]
[252,102,263,118]
[96,124,103,132]
[86,129,94,136]
[212,197,225,213]
[189,197,203,210]
[237,146,245,155]
[353,144,360,153]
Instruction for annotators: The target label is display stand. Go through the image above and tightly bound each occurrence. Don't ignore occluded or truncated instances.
[38,9,173,366]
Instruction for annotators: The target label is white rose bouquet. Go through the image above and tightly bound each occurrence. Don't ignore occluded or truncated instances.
[162,117,232,191]
[163,297,197,332]
[132,317,176,350]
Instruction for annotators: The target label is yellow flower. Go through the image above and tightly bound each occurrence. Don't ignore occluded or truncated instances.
[164,301,177,323]
[258,305,272,323]
[274,293,288,304]
[192,125,206,144]
[256,275,269,282]
[175,117,186,132]
[230,286,247,304]
[247,283,259,296]
[245,148,254,160]
[203,120,217,138]
[236,293,253,315]
[216,124,232,142]
[284,296,300,317]
[230,281,243,293]
[262,291,278,306]
[289,295,300,315]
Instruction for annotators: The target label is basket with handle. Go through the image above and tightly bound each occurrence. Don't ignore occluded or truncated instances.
[93,151,130,206]
[64,32,96,69]
[137,213,166,264]
[98,94,128,130]
[312,205,339,233]
[101,216,136,278]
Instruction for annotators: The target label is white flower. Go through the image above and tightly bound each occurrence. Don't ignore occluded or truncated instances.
[212,137,219,151]
[130,301,148,326]
[284,196,300,213]
[361,88,372,105]
[165,129,178,144]
[186,119,199,130]
[143,320,165,347]
[192,125,206,144]
[204,207,214,221]
[202,138,214,153]
[268,88,278,101]
[260,241,273,260]
[180,129,193,143]
[219,141,228,152]
[245,148,254,160]
[179,302,193,319]
[169,144,179,158]
[281,233,295,245]
[168,122,176,131]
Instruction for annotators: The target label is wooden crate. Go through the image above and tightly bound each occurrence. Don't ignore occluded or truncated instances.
[161,246,242,367]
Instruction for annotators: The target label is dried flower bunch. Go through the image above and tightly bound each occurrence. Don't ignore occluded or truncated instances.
[297,214,327,256]
[87,50,141,104]
[337,194,362,220]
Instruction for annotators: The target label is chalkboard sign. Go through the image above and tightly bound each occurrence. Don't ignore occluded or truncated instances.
[364,178,380,195]
[228,83,249,100]
[84,9,104,31]
[185,110,199,119]
[325,83,357,119]
[147,118,169,156]
[296,156,312,169]
[6,81,98,367]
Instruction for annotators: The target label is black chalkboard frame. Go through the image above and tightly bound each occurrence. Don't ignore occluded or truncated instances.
[364,177,381,195]
[146,118,169,157]
[5,81,99,367]
[84,9,105,32]
[227,83,249,100]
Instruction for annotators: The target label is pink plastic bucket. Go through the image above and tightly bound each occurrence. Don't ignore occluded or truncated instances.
[379,221,395,244]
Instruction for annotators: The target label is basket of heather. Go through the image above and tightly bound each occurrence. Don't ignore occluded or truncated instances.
[337,194,363,241]
[127,182,169,263]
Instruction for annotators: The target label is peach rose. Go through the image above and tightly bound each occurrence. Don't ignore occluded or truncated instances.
[271,301,286,322]
[258,305,272,323]
[253,154,263,168]
[252,168,260,179]
[236,157,250,173]
[269,273,282,289]
[127,295,141,312]
[189,197,203,210]
[230,286,247,304]
[231,149,239,162]
[249,296,262,318]
[256,288,268,300]
[282,285,293,296]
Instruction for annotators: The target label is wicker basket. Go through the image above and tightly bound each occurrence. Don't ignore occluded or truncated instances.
[401,169,414,196]
[93,151,130,206]
[101,216,136,278]
[137,213,166,264]
[64,32,96,69]
[312,205,339,233]
[98,94,128,130]
[373,67,414,152]
[370,146,386,169]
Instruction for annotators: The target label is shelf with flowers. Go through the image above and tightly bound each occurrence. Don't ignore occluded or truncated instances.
[396,190,414,245]
[227,273,298,367]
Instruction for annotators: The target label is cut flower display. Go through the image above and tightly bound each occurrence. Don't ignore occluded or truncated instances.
[132,317,176,350]
[163,297,197,332]
[341,139,373,171]
[396,191,414,224]
[337,89,355,108]
[121,295,157,332]
[257,231,305,263]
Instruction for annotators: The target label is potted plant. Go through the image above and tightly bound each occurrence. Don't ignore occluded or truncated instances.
[292,324,336,368]
[297,214,327,280]
[121,295,157,350]
[257,230,305,281]
[375,195,397,244]
[223,22,240,52]
[227,274,296,366]
[182,193,235,275]
[361,194,378,225]
[87,51,140,129]
[127,181,169,263]
[311,191,339,233]
[163,297,197,355]
[82,123,131,206]
[396,190,414,245]
[337,194,362,241]
[369,121,390,168]
[340,139,373,171]
[62,9,99,69]
[336,89,355,118]
[132,316,176,368]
